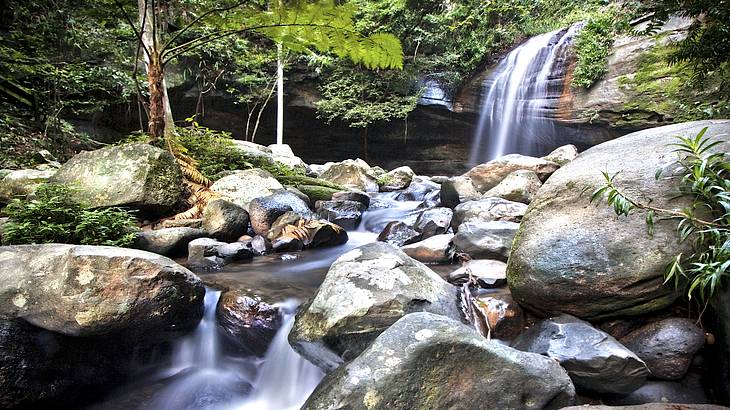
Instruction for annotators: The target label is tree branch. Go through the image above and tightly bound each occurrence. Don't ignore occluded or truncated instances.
[113,0,151,59]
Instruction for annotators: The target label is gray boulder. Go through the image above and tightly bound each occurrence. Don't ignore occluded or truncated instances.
[400,234,454,264]
[448,259,507,288]
[303,312,576,410]
[414,207,453,239]
[331,190,370,208]
[452,196,527,231]
[512,314,649,395]
[620,318,705,380]
[604,373,710,406]
[289,242,462,371]
[395,177,440,201]
[216,290,282,356]
[316,200,365,230]
[0,169,56,203]
[210,169,284,210]
[377,221,422,247]
[202,199,250,242]
[134,227,208,256]
[187,237,227,270]
[508,121,730,320]
[378,166,414,191]
[319,159,378,192]
[452,220,519,261]
[483,169,542,204]
[0,244,204,337]
[542,144,579,165]
[439,176,480,208]
[51,144,182,213]
[248,191,312,236]
[268,143,307,171]
[463,154,560,193]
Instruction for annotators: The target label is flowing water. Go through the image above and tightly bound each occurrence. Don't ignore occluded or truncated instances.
[469,23,583,164]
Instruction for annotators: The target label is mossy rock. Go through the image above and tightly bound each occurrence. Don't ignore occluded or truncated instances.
[298,185,339,202]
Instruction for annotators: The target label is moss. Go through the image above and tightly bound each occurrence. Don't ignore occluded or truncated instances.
[276,175,344,191]
[298,185,339,202]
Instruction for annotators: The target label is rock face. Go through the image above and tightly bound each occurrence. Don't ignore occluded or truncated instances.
[620,318,705,380]
[452,220,519,261]
[0,169,56,203]
[202,199,250,242]
[134,227,208,256]
[512,314,649,395]
[210,169,284,210]
[439,176,480,208]
[0,245,204,337]
[413,207,453,239]
[248,191,312,236]
[463,154,560,193]
[50,144,183,213]
[379,166,414,191]
[483,169,542,204]
[303,312,576,410]
[319,159,378,192]
[289,242,462,371]
[216,290,282,356]
[400,234,454,264]
[508,121,730,319]
[452,196,527,231]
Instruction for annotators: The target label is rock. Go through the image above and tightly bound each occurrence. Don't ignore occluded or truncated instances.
[271,236,304,252]
[512,314,649,395]
[439,176,480,208]
[0,169,56,203]
[303,312,576,410]
[159,218,203,229]
[297,185,339,202]
[187,237,227,270]
[210,169,284,210]
[285,186,312,207]
[542,144,578,165]
[269,218,348,251]
[248,191,312,236]
[603,373,710,406]
[216,242,255,261]
[508,121,730,320]
[452,197,527,231]
[483,169,542,204]
[0,218,7,243]
[50,144,182,213]
[216,290,282,356]
[718,285,730,403]
[319,159,378,192]
[250,235,272,255]
[413,207,453,239]
[376,221,422,247]
[315,200,365,230]
[463,154,560,193]
[619,318,705,380]
[231,140,276,164]
[202,199,250,242]
[0,244,204,336]
[266,211,303,241]
[134,227,208,256]
[564,406,723,410]
[452,220,519,261]
[395,177,440,201]
[469,293,525,340]
[331,190,370,208]
[448,259,507,288]
[378,166,415,191]
[289,242,462,371]
[268,143,307,171]
[400,234,454,264]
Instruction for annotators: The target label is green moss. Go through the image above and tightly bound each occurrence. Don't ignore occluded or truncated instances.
[297,185,339,202]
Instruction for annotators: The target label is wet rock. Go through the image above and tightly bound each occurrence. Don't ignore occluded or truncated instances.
[512,314,649,395]
[463,154,560,193]
[452,196,527,231]
[303,312,575,410]
[448,259,507,288]
[377,221,422,247]
[134,227,208,256]
[413,207,453,239]
[400,234,454,264]
[331,190,370,208]
[315,200,365,230]
[297,185,339,202]
[483,169,542,204]
[248,191,312,236]
[0,244,204,337]
[216,290,282,356]
[50,144,182,214]
[210,169,284,210]
[319,159,378,192]
[289,242,462,371]
[187,237,227,270]
[542,144,578,165]
[378,166,415,191]
[250,235,272,255]
[452,220,519,261]
[266,211,303,241]
[269,218,348,251]
[508,121,730,320]
[603,373,710,406]
[202,199,250,242]
[216,242,255,261]
[0,168,56,203]
[439,176,480,208]
[285,186,312,207]
[469,293,525,340]
[271,236,304,252]
[395,177,440,201]
[620,318,705,380]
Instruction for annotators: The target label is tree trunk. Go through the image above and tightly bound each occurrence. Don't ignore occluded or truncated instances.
[147,58,166,141]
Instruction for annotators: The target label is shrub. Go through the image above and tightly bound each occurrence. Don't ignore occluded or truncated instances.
[572,16,615,89]
[1,184,138,246]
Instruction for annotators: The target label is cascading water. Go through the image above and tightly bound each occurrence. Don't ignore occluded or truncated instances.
[469,23,583,165]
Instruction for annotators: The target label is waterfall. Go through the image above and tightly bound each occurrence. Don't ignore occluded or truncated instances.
[469,23,583,165]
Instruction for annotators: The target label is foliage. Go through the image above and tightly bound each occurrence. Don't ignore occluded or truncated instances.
[591,127,729,303]
[1,184,138,246]
[572,16,614,89]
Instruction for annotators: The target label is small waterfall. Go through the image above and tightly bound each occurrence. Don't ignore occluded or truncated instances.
[469,23,583,164]
[169,288,222,372]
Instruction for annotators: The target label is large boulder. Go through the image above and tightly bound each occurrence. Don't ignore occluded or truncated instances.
[452,197,527,231]
[315,200,365,230]
[377,221,422,247]
[202,199,250,242]
[463,154,560,193]
[400,234,454,264]
[0,245,204,337]
[395,176,440,201]
[210,169,284,210]
[604,372,710,406]
[303,312,576,410]
[413,207,453,239]
[378,166,415,191]
[319,159,378,192]
[542,144,578,165]
[50,144,182,213]
[508,121,730,320]
[134,227,208,256]
[216,290,282,356]
[0,169,56,203]
[289,242,462,371]
[620,318,705,380]
[439,176,480,208]
[248,191,312,236]
[452,220,519,261]
[268,143,307,171]
[483,169,542,204]
[512,314,649,395]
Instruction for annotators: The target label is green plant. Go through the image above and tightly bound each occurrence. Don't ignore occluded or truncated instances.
[591,127,729,304]
[2,183,139,246]
[376,173,395,187]
[572,16,614,89]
